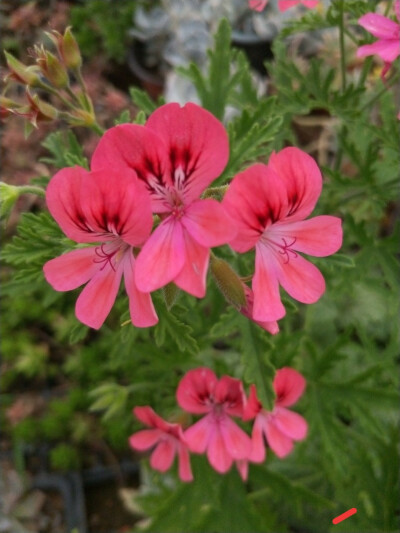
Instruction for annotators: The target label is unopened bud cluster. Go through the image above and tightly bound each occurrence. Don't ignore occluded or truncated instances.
[2,28,98,133]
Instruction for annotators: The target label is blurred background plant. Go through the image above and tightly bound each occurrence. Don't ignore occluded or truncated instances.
[1,1,399,532]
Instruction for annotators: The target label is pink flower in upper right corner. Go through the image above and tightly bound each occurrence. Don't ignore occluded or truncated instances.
[244,367,308,461]
[357,2,400,64]
[278,0,319,12]
[177,368,251,475]
[222,147,343,323]
[129,406,193,482]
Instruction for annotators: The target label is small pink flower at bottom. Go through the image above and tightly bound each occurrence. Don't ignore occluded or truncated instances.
[177,368,251,474]
[129,406,193,482]
[244,367,308,461]
[249,0,268,12]
[278,0,319,12]
[43,166,157,329]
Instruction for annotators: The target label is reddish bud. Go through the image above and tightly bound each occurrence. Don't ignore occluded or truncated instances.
[4,51,41,86]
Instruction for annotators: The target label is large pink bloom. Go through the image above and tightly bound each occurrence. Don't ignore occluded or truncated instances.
[177,368,252,474]
[357,3,400,64]
[244,367,308,460]
[222,147,343,322]
[129,406,193,482]
[278,0,319,12]
[91,103,236,298]
[43,166,157,329]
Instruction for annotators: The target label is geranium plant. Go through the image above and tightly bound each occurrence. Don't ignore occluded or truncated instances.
[1,1,399,531]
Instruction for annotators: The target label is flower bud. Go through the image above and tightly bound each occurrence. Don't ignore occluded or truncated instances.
[0,96,20,119]
[162,282,180,310]
[46,27,82,69]
[36,49,69,89]
[0,182,20,222]
[210,255,246,308]
[4,51,41,86]
[64,108,95,127]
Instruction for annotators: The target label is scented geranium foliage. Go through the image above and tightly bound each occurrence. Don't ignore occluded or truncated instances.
[43,166,158,329]
[223,147,343,322]
[91,102,236,298]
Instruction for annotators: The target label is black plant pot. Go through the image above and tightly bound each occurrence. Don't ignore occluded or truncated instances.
[232,30,274,75]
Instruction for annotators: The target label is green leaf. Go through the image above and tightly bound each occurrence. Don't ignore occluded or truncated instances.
[129,87,158,116]
[40,131,88,169]
[153,304,199,355]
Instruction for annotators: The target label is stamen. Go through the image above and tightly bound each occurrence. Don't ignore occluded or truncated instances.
[93,242,121,271]
[264,235,298,264]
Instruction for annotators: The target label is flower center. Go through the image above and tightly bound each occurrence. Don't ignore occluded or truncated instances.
[93,239,128,272]
[264,235,298,264]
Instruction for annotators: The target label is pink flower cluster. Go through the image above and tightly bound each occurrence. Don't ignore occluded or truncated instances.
[249,0,319,13]
[129,366,307,482]
[43,102,342,330]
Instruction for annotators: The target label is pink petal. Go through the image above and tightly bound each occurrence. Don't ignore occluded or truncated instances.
[43,248,98,291]
[80,168,153,247]
[150,439,176,472]
[177,368,217,414]
[268,148,322,222]
[207,426,233,473]
[91,124,171,213]
[145,103,229,203]
[274,367,306,407]
[358,13,399,40]
[253,244,286,322]
[129,429,162,451]
[173,230,209,298]
[75,261,123,329]
[133,406,171,432]
[177,444,193,482]
[220,417,251,460]
[214,376,245,417]
[301,0,319,8]
[182,199,237,248]
[275,252,326,305]
[184,415,214,453]
[222,164,288,253]
[46,166,97,243]
[240,286,280,335]
[235,460,248,481]
[123,252,158,327]
[278,0,299,10]
[265,419,294,458]
[135,218,185,292]
[243,384,263,421]
[273,407,308,441]
[249,415,267,463]
[357,40,400,62]
[249,0,268,12]
[271,216,343,257]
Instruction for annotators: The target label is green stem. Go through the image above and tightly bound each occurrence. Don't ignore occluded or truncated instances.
[339,0,347,93]
[90,122,105,136]
[18,185,46,198]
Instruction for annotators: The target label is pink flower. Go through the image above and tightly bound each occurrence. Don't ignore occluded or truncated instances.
[249,0,268,12]
[129,406,193,482]
[278,0,319,12]
[222,147,343,322]
[177,368,252,474]
[43,166,158,329]
[240,285,279,335]
[357,3,400,64]
[91,103,236,298]
[244,367,308,460]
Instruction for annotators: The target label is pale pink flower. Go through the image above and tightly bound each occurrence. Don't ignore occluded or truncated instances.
[177,368,252,474]
[129,406,193,482]
[43,166,157,329]
[278,0,319,12]
[357,3,400,64]
[91,103,236,298]
[244,367,308,460]
[222,147,343,322]
[249,0,268,12]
